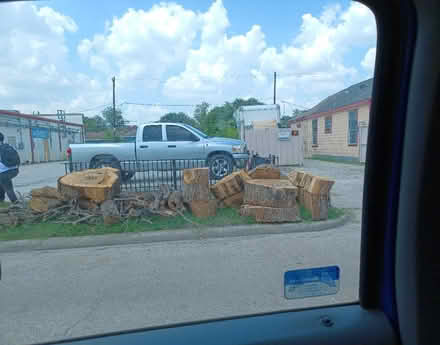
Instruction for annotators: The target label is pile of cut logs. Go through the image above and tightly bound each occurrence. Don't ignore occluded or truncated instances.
[0,165,335,228]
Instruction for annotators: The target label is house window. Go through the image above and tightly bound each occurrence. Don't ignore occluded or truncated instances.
[325,116,332,133]
[312,119,318,146]
[348,110,358,145]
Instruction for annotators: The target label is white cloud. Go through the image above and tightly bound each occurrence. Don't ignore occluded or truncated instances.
[0,2,107,114]
[0,0,377,124]
[78,3,199,86]
[361,47,376,74]
[163,1,376,108]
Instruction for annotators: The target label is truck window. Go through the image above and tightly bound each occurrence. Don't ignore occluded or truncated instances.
[166,125,198,141]
[142,125,162,142]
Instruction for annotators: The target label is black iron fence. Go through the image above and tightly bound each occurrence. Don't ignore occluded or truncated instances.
[64,155,279,192]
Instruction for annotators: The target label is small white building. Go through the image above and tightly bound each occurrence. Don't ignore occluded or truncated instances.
[0,110,84,164]
[233,104,303,166]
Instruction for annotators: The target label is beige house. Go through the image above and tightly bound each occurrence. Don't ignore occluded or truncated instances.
[289,78,373,163]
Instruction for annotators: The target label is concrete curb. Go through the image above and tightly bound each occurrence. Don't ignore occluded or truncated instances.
[0,214,350,254]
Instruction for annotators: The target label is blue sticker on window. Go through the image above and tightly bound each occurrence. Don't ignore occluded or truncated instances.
[284,266,340,299]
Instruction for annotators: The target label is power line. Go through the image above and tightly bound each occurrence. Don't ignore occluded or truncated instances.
[76,104,112,113]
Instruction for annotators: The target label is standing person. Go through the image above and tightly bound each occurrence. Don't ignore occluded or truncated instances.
[0,132,20,203]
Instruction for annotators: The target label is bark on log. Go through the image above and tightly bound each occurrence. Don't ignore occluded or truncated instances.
[168,191,185,211]
[183,184,212,202]
[189,200,217,218]
[243,179,297,208]
[58,168,120,204]
[211,170,250,200]
[303,192,330,221]
[29,197,64,213]
[78,199,99,212]
[240,205,300,223]
[183,168,209,186]
[222,192,244,208]
[101,199,120,224]
[248,165,281,179]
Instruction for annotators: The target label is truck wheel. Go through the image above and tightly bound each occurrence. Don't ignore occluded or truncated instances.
[208,154,233,180]
[90,156,134,182]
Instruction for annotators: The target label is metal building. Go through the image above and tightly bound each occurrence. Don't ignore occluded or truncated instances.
[0,110,84,164]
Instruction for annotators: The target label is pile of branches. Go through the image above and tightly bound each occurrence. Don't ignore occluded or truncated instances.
[0,185,187,228]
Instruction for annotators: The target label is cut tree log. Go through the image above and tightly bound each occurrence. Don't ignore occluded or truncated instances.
[183,168,209,186]
[189,200,217,218]
[211,170,250,200]
[287,170,305,186]
[248,165,281,179]
[100,199,120,225]
[78,198,99,212]
[243,179,297,208]
[297,173,313,205]
[303,192,330,221]
[29,197,64,213]
[58,168,120,204]
[31,186,64,200]
[183,184,212,202]
[240,205,300,223]
[222,192,244,208]
[183,168,212,202]
[306,176,335,195]
[168,191,185,211]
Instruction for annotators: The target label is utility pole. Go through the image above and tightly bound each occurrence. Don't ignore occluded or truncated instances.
[112,76,116,134]
[273,72,277,104]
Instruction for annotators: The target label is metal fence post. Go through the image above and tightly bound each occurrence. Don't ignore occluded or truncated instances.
[172,160,178,190]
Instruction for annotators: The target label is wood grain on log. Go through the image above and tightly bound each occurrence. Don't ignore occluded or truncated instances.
[303,192,330,221]
[240,205,300,223]
[211,170,250,200]
[183,168,209,186]
[31,186,63,200]
[288,170,305,186]
[29,197,64,213]
[243,179,297,208]
[168,191,184,211]
[189,200,217,218]
[306,176,335,195]
[183,184,212,202]
[222,192,244,208]
[58,168,120,204]
[248,165,281,179]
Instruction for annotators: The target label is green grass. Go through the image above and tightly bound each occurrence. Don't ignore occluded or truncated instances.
[0,208,256,242]
[0,206,345,242]
[307,157,364,166]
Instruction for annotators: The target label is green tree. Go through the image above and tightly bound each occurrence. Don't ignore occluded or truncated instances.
[159,112,199,127]
[83,115,107,131]
[279,115,292,128]
[101,106,125,129]
[194,98,264,138]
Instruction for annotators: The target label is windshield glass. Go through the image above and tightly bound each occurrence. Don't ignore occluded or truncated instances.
[183,124,209,138]
[0,1,376,344]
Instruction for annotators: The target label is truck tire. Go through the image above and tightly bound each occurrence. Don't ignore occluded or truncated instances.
[90,156,134,182]
[208,154,233,180]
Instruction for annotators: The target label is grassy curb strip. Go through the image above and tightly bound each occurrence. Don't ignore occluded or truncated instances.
[0,207,345,243]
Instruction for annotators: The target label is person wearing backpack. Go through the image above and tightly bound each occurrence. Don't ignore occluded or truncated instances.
[0,132,20,203]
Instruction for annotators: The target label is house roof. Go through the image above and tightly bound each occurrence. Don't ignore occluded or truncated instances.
[291,78,373,123]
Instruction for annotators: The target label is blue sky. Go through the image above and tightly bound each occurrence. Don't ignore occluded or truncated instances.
[0,0,376,123]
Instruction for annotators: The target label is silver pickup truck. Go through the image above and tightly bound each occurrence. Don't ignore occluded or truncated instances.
[68,123,248,180]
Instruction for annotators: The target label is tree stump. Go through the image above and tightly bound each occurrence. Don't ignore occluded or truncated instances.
[303,192,330,221]
[183,168,211,202]
[168,191,185,211]
[29,197,64,213]
[240,205,300,223]
[183,168,209,186]
[189,200,217,218]
[306,176,335,195]
[58,168,120,204]
[248,165,281,179]
[243,179,297,208]
[211,170,250,200]
[222,192,244,208]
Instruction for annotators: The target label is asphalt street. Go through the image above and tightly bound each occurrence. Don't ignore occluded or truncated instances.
[0,159,365,345]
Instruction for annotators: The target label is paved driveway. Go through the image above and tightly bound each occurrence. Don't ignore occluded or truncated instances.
[282,159,365,210]
[13,162,66,196]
